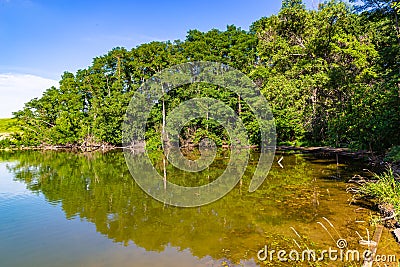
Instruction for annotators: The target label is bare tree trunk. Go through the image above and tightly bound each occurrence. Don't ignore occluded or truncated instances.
[162,84,167,146]
[206,109,209,132]
[162,97,166,137]
[311,87,318,139]
[163,155,167,190]
[106,77,110,97]
[238,95,242,115]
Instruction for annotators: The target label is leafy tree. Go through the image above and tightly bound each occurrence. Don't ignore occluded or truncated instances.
[281,0,304,9]
[8,0,400,152]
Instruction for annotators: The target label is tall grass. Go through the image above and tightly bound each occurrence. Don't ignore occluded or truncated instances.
[359,169,400,217]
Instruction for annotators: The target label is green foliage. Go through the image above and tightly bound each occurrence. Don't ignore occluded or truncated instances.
[359,168,400,218]
[0,138,12,149]
[281,0,304,9]
[11,0,400,152]
[252,0,399,150]
[385,146,400,162]
[0,118,19,133]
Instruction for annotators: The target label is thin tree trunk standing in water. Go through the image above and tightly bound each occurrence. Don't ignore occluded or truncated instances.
[206,109,209,132]
[163,155,167,189]
[162,83,168,190]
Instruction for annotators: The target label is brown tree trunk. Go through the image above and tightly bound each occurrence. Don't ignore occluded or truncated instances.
[238,95,242,115]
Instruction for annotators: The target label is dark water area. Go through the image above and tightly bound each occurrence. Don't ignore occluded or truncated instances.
[0,150,398,266]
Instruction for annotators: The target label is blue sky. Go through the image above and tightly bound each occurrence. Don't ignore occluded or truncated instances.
[0,0,319,118]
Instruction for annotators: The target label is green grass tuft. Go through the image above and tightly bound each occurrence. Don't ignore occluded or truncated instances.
[359,168,400,216]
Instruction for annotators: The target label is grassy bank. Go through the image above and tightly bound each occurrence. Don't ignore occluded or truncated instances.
[0,118,19,134]
[358,169,400,221]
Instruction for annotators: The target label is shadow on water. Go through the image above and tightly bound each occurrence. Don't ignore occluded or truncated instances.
[0,149,399,266]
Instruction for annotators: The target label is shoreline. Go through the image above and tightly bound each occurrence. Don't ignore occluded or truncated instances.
[1,143,398,174]
[0,144,371,155]
[276,145,371,158]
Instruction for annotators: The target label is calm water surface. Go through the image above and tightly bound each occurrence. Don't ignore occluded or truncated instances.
[0,150,399,266]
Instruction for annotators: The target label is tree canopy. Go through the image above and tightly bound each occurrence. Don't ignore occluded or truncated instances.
[9,0,400,152]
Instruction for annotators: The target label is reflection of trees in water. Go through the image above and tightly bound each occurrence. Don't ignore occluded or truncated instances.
[5,150,350,263]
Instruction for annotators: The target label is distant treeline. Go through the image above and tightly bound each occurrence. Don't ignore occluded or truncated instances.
[11,0,400,151]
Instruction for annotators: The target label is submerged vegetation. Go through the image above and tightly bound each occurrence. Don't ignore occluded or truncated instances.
[5,0,400,152]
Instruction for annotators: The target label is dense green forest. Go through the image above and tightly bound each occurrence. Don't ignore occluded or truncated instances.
[6,0,400,152]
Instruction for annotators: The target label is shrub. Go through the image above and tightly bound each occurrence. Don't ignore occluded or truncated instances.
[385,146,400,162]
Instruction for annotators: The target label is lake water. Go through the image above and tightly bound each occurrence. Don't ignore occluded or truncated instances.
[0,150,399,266]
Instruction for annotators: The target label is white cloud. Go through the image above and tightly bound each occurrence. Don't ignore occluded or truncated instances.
[0,73,58,118]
